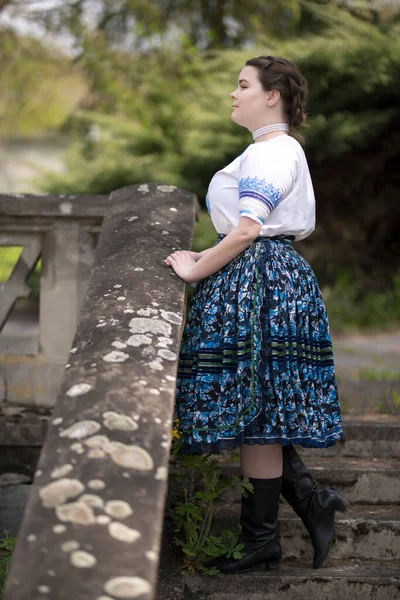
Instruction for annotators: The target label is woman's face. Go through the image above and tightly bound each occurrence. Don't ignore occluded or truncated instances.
[230,65,270,131]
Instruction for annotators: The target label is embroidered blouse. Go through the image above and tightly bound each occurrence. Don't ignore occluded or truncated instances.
[206,135,315,241]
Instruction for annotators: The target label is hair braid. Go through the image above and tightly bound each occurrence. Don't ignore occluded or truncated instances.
[245,55,308,139]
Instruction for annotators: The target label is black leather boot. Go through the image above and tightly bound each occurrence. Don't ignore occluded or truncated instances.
[281,445,349,568]
[209,476,282,573]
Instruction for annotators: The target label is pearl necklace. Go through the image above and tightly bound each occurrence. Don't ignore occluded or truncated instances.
[252,123,289,141]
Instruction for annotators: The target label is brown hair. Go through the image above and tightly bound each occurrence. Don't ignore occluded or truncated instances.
[245,55,308,142]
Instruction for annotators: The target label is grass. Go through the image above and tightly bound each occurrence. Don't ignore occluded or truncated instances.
[357,367,400,381]
[0,531,16,598]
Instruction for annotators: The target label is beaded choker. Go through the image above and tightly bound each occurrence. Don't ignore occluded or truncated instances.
[252,123,289,141]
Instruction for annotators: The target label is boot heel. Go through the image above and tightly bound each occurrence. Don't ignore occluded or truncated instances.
[331,493,349,513]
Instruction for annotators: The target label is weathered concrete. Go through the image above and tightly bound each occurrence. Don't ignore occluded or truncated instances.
[214,457,400,505]
[183,560,400,600]
[300,415,400,459]
[3,184,198,600]
[212,504,400,561]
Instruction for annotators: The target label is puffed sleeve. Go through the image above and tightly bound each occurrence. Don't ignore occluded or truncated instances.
[238,144,296,226]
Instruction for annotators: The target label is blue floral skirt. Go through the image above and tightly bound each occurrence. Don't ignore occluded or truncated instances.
[175,235,343,454]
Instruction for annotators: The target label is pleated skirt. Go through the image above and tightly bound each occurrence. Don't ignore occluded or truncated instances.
[175,235,343,454]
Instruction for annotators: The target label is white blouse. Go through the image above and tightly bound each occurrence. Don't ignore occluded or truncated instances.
[206,135,315,241]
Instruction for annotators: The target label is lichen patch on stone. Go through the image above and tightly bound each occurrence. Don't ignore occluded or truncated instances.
[103,351,129,363]
[51,464,73,479]
[61,541,80,553]
[85,435,111,452]
[88,479,106,490]
[52,525,66,534]
[66,383,93,397]
[103,412,138,431]
[96,515,111,525]
[128,317,171,337]
[160,310,182,324]
[88,448,106,459]
[111,341,127,349]
[157,185,176,192]
[70,550,97,568]
[70,442,84,454]
[149,360,164,371]
[56,502,96,525]
[108,522,141,543]
[80,494,104,509]
[104,576,151,598]
[39,479,84,508]
[60,421,101,439]
[157,349,177,361]
[104,500,133,520]
[109,443,154,471]
[59,201,73,215]
[157,337,173,348]
[126,334,152,347]
[155,466,168,481]
[137,308,158,317]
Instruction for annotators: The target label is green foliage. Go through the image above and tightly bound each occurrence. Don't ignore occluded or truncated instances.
[170,433,252,574]
[322,269,400,331]
[0,29,87,137]
[0,531,16,597]
[42,15,400,202]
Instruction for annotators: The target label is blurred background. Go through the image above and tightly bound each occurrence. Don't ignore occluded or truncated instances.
[0,0,400,331]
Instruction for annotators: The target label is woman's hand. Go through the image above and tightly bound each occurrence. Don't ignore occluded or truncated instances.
[165,251,197,283]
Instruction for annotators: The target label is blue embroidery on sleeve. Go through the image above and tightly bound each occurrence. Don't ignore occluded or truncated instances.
[238,177,283,213]
[205,194,211,215]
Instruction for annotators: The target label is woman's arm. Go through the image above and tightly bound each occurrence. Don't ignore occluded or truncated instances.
[165,217,262,283]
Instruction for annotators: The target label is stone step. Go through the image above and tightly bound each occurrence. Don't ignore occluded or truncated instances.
[216,457,400,505]
[212,503,400,562]
[299,414,400,458]
[183,559,400,600]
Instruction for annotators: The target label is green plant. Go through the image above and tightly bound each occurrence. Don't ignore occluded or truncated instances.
[391,390,400,411]
[170,425,252,574]
[0,531,17,597]
[323,269,400,332]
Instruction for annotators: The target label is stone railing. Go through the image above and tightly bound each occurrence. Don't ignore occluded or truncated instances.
[0,192,109,407]
[2,184,198,599]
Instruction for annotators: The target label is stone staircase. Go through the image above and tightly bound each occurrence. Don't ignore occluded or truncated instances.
[158,415,400,599]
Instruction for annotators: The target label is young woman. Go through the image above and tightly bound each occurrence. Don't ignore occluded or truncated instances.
[165,55,348,573]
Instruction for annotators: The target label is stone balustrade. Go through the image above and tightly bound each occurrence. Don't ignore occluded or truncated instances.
[0,192,109,407]
[1,184,198,599]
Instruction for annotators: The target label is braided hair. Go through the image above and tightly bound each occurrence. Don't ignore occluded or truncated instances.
[245,56,308,141]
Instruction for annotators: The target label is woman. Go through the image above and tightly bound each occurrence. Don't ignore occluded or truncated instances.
[165,55,348,573]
